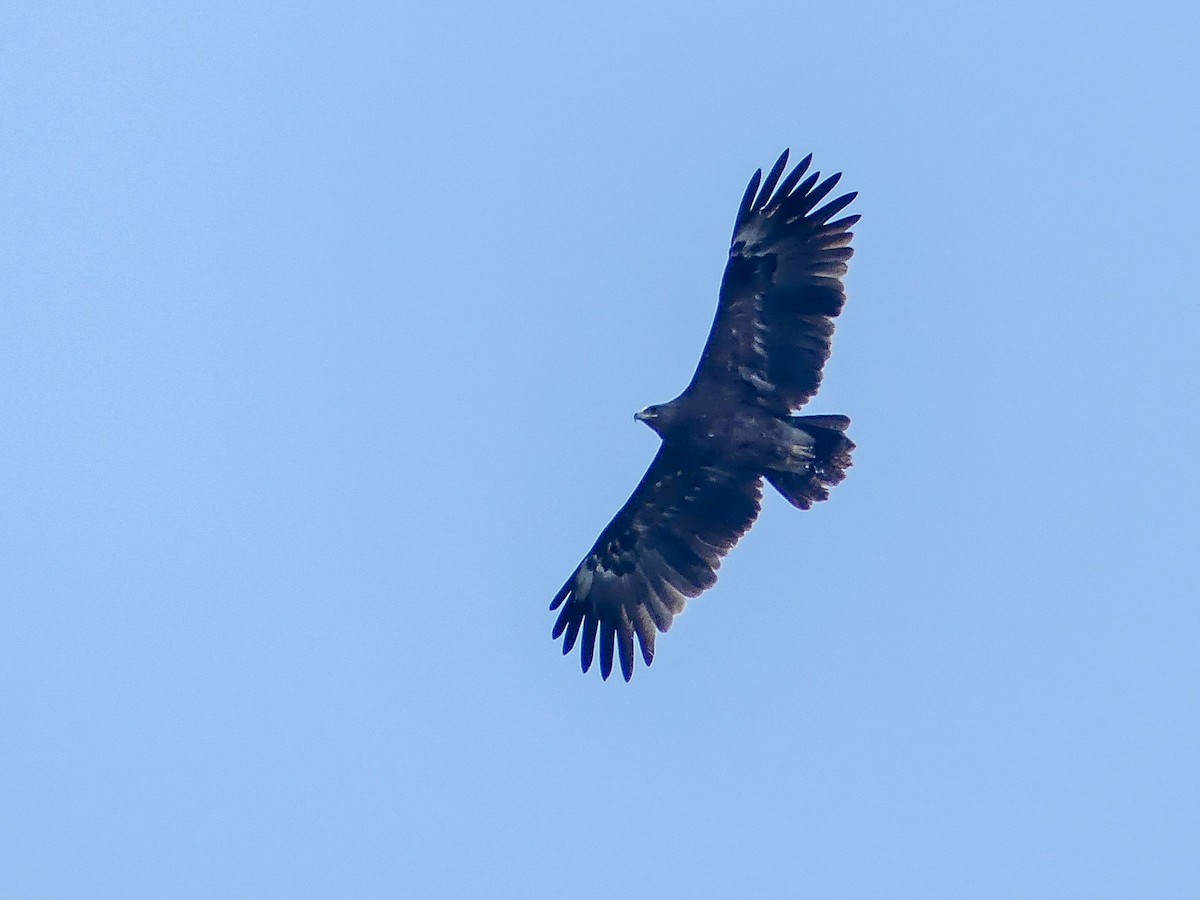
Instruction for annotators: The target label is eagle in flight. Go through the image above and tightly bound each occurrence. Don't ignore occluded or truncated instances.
[550,150,859,681]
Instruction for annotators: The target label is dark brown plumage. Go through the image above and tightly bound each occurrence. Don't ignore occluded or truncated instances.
[550,150,859,681]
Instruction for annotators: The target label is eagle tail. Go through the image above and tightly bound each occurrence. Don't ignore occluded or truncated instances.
[766,415,855,510]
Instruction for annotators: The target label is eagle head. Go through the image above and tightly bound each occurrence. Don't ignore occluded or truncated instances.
[634,403,671,437]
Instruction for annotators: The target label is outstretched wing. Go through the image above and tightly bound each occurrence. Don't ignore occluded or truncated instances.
[687,149,859,414]
[550,446,762,681]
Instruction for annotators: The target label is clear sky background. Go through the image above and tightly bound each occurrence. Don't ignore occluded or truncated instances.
[4,2,1199,897]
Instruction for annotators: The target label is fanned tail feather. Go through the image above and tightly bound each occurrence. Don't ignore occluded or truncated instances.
[766,415,855,510]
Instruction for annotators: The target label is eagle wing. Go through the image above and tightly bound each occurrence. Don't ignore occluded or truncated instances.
[687,149,859,413]
[550,445,762,681]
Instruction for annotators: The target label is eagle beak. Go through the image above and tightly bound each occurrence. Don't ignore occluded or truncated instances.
[634,409,656,423]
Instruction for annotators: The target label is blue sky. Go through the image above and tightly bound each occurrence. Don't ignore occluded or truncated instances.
[4,2,1198,897]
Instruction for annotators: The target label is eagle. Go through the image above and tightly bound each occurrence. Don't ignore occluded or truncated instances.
[550,149,859,681]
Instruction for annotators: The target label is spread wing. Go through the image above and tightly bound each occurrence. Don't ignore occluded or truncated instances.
[550,446,762,681]
[687,149,859,414]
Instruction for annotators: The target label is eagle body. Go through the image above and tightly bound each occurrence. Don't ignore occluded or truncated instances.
[638,397,824,473]
[550,150,859,681]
